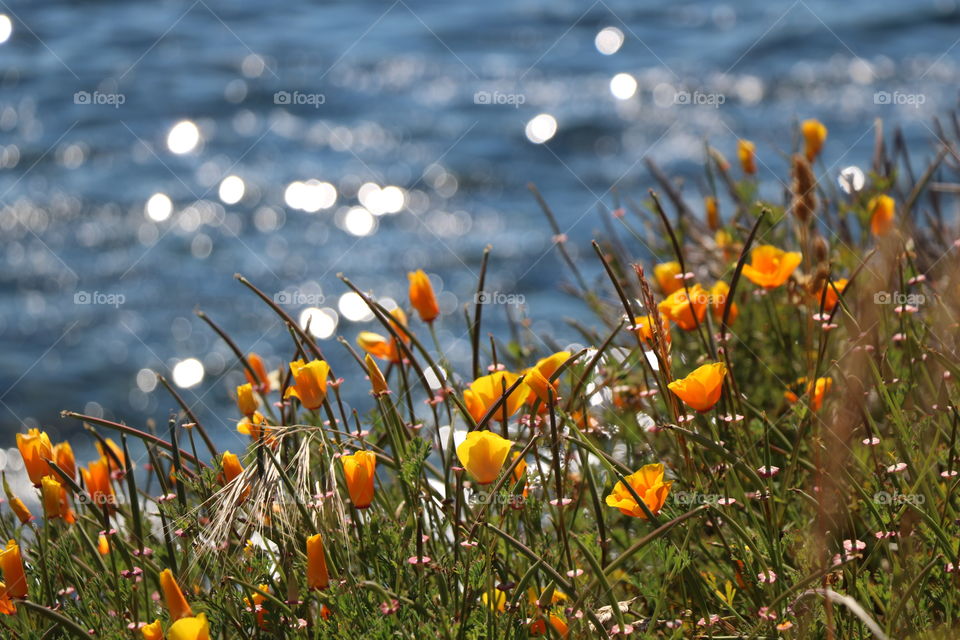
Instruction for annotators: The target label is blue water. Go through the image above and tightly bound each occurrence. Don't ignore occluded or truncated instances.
[0,0,956,456]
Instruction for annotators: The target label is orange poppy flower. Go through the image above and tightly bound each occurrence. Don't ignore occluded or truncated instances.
[236,383,258,417]
[342,450,376,509]
[96,438,126,472]
[40,475,72,521]
[524,351,570,406]
[408,269,440,323]
[244,353,271,394]
[785,377,832,411]
[737,139,756,174]
[605,463,672,519]
[16,429,53,486]
[668,362,727,412]
[658,284,708,331]
[284,359,330,410]
[869,195,895,236]
[81,458,115,509]
[653,261,683,295]
[634,312,671,346]
[160,569,193,621]
[801,119,827,161]
[530,614,569,637]
[705,195,720,230]
[306,533,329,590]
[357,308,410,364]
[741,245,802,289]
[709,281,738,325]
[364,354,389,396]
[53,442,76,482]
[816,278,848,312]
[0,585,15,615]
[237,412,272,443]
[0,540,27,598]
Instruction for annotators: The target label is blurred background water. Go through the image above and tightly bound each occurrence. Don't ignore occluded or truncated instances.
[0,0,957,463]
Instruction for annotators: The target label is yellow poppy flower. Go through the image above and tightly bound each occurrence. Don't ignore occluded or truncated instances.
[168,613,210,640]
[463,371,527,423]
[456,430,514,485]
[524,351,570,406]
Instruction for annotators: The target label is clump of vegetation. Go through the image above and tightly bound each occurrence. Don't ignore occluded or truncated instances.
[2,118,959,639]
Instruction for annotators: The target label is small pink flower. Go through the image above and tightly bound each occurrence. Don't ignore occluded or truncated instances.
[758,607,777,621]
[941,470,958,478]
[758,466,780,478]
[757,569,777,584]
[407,556,431,565]
[611,623,634,635]
[566,568,584,578]
[862,437,880,446]
[776,621,795,631]
[843,539,866,552]
[717,497,737,506]
[379,599,399,615]
[887,462,907,474]
[696,614,719,627]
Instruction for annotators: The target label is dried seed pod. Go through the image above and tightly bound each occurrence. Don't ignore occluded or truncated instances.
[791,153,816,224]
